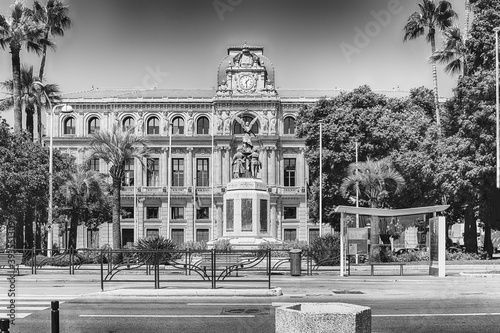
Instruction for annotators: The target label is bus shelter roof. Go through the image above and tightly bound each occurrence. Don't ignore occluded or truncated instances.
[335,205,449,217]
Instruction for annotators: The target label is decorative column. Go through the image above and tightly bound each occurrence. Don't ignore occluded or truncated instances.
[270,148,276,185]
[297,148,305,187]
[222,147,230,185]
[187,148,193,187]
[136,158,143,187]
[161,200,169,239]
[261,147,268,184]
[160,148,168,186]
[137,198,145,239]
[215,148,222,187]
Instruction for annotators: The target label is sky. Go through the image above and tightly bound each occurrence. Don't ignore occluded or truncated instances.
[0,0,466,100]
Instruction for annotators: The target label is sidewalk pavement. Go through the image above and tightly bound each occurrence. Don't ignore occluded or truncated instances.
[6,262,500,298]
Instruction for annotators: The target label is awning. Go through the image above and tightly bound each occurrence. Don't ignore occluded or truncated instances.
[334,205,449,217]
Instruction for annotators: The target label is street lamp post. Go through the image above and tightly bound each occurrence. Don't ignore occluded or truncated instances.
[319,121,323,237]
[495,27,500,189]
[34,81,73,257]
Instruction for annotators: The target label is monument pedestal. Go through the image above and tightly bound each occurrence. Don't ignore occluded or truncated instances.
[209,178,280,249]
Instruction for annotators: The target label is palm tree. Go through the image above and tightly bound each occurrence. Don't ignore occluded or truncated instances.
[33,0,72,81]
[464,0,479,41]
[340,158,405,261]
[0,0,50,133]
[89,123,149,250]
[1,66,60,141]
[59,167,108,249]
[430,26,467,76]
[403,0,457,130]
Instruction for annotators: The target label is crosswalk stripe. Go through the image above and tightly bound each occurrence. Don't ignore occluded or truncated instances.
[5,307,48,311]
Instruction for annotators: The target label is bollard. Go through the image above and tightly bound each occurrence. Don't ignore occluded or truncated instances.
[51,301,59,333]
[0,318,10,333]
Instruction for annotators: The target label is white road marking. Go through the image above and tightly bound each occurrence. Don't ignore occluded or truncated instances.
[374,313,500,317]
[187,303,270,306]
[0,313,31,318]
[79,314,255,318]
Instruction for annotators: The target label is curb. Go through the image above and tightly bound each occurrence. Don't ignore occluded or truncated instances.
[91,287,283,297]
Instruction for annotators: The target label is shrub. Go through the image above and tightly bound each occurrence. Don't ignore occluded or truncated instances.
[212,239,232,253]
[309,233,340,266]
[259,240,309,257]
[180,241,208,251]
[446,250,482,261]
[390,250,429,262]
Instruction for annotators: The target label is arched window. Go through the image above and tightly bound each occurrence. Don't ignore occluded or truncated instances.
[233,115,258,134]
[123,117,135,132]
[172,117,184,135]
[147,117,159,135]
[88,117,100,134]
[196,116,209,135]
[63,117,75,135]
[284,117,295,135]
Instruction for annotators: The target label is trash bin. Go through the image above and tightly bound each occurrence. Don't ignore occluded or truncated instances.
[289,249,302,276]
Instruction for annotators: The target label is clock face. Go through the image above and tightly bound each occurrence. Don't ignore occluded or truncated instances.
[238,75,255,91]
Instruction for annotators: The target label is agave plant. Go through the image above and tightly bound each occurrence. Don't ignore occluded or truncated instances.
[133,236,177,264]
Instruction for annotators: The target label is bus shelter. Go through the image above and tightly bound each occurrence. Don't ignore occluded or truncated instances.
[335,205,449,277]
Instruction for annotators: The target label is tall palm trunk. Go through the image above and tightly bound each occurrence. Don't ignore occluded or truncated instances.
[464,0,470,41]
[68,213,78,249]
[464,205,478,253]
[38,31,49,81]
[11,46,22,133]
[112,177,122,249]
[370,202,381,261]
[36,105,43,143]
[429,32,441,131]
[26,105,35,141]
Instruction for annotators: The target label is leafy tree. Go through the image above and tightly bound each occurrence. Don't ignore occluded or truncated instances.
[57,166,111,249]
[403,0,458,129]
[33,0,72,81]
[89,123,149,250]
[0,1,50,133]
[296,86,438,230]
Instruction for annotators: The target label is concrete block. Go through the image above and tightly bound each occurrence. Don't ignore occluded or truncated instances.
[275,302,371,333]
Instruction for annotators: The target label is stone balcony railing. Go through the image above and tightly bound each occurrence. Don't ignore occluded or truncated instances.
[121,185,306,196]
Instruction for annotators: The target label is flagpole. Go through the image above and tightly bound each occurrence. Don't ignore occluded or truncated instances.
[319,121,323,237]
[211,106,215,240]
[193,172,197,242]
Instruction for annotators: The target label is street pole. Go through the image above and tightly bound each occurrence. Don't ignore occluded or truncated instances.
[319,121,323,237]
[495,27,500,189]
[34,81,73,258]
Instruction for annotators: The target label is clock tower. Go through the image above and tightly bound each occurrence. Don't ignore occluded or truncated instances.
[216,43,277,96]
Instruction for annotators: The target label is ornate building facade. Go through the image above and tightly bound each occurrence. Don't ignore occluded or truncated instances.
[54,44,345,248]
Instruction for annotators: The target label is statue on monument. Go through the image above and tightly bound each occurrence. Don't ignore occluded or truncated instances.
[232,148,246,179]
[234,115,259,150]
[250,147,262,178]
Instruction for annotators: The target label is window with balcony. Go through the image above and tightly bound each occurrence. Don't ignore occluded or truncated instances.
[172,117,184,135]
[196,158,209,186]
[172,158,184,186]
[146,229,159,238]
[196,207,209,220]
[121,207,134,219]
[88,117,100,134]
[147,117,160,135]
[123,116,135,132]
[122,158,134,186]
[147,158,159,186]
[284,158,296,187]
[284,117,295,135]
[233,115,258,134]
[197,116,209,134]
[63,117,75,135]
[171,207,184,220]
[146,207,159,219]
[284,207,297,219]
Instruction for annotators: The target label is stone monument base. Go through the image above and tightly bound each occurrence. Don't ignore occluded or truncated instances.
[275,303,371,333]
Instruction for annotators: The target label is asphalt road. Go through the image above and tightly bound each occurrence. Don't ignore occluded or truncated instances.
[8,293,500,333]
